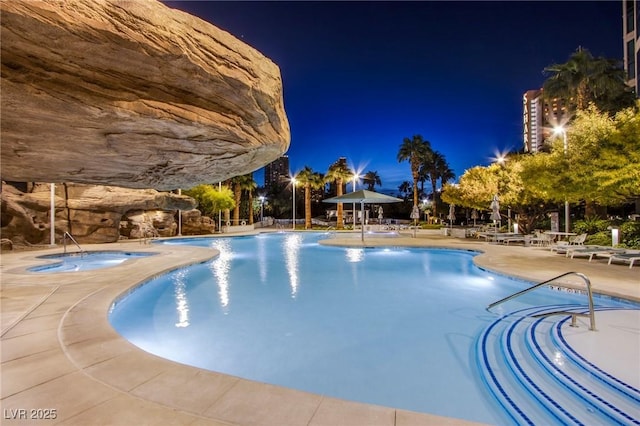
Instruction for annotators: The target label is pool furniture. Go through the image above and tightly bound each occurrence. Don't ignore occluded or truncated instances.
[550,233,587,253]
[501,234,527,245]
[530,231,553,247]
[567,246,626,261]
[607,252,640,268]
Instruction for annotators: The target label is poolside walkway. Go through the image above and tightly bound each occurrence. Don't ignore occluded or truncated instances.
[1,231,638,425]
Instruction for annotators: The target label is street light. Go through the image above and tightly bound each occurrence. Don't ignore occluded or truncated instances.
[259,195,265,224]
[291,177,297,230]
[352,173,360,227]
[554,125,570,233]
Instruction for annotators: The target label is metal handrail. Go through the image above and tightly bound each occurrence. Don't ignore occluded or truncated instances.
[487,272,596,331]
[63,231,84,255]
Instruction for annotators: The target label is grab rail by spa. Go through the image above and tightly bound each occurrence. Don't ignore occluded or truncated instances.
[63,232,84,255]
[487,272,596,331]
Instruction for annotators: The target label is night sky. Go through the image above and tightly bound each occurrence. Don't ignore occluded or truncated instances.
[163,1,623,193]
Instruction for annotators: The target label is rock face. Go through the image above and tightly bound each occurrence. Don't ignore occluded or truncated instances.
[0,182,211,245]
[0,0,289,190]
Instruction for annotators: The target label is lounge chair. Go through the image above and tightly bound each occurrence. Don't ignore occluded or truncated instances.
[607,252,640,269]
[530,231,553,247]
[550,233,588,253]
[567,246,626,261]
[568,233,587,245]
[502,235,526,245]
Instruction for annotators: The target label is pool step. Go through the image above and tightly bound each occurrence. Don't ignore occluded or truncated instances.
[477,305,640,425]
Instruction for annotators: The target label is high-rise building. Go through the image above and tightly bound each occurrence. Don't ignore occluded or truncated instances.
[264,155,290,190]
[623,0,639,95]
[523,90,544,153]
[522,90,570,153]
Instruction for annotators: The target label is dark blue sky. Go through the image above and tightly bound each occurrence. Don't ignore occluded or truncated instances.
[164,1,622,192]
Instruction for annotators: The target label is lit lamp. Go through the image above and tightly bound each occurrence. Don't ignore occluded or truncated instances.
[553,125,570,234]
[610,227,619,247]
[291,177,297,230]
[352,173,360,227]
[259,196,265,224]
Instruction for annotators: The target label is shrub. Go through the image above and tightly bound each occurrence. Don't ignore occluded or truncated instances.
[573,216,609,235]
[620,221,640,248]
[585,231,612,246]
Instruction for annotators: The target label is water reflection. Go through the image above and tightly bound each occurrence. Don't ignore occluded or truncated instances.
[345,248,364,263]
[284,234,302,298]
[209,239,232,310]
[173,269,190,328]
[257,234,268,283]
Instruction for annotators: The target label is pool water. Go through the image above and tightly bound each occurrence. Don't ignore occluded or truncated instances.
[109,233,638,424]
[30,251,155,273]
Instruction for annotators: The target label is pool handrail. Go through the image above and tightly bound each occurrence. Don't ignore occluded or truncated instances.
[487,271,596,331]
[63,232,84,255]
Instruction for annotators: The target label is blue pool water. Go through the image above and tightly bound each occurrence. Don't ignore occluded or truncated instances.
[30,251,155,273]
[109,233,639,424]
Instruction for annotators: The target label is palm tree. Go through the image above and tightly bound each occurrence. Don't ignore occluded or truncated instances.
[231,174,255,225]
[296,166,325,229]
[241,174,257,225]
[398,181,412,201]
[397,134,432,207]
[362,170,382,191]
[421,151,454,220]
[325,161,353,230]
[543,47,635,114]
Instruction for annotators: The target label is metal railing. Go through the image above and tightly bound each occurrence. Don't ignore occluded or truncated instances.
[63,232,84,255]
[487,272,596,331]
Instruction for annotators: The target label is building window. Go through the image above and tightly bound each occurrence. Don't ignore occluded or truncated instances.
[628,39,636,80]
[627,0,635,33]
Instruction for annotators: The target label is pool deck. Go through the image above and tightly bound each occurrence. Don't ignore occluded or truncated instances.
[1,230,638,425]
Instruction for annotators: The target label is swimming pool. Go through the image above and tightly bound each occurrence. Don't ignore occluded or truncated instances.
[30,251,156,273]
[109,233,639,424]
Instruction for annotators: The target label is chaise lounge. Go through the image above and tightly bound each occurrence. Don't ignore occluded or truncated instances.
[607,252,640,269]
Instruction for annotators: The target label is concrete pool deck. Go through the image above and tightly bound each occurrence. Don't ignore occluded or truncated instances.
[1,230,638,425]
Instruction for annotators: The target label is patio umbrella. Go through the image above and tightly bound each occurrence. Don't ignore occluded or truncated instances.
[471,209,478,227]
[490,195,500,219]
[323,190,402,242]
[448,204,455,228]
[490,195,501,227]
[378,206,384,222]
[410,205,420,237]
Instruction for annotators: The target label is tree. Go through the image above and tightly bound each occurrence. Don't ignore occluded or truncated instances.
[521,103,640,214]
[243,174,257,225]
[183,184,235,225]
[443,157,552,234]
[325,161,353,229]
[362,170,382,191]
[296,166,325,229]
[543,47,635,115]
[398,181,412,201]
[419,150,455,220]
[398,134,432,207]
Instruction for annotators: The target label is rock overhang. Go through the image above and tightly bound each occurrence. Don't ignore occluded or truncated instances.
[0,0,290,190]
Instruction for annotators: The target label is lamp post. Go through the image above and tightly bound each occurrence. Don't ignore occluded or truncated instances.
[177,188,182,236]
[50,183,56,246]
[259,196,265,224]
[291,177,297,230]
[554,126,570,234]
[352,173,359,227]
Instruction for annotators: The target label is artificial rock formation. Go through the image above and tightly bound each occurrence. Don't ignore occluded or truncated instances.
[1,182,204,245]
[0,0,289,190]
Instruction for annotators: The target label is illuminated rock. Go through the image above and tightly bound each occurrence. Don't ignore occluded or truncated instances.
[0,0,289,189]
[1,183,197,244]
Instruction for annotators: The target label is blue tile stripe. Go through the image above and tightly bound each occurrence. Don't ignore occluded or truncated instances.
[503,308,585,425]
[478,304,639,425]
[554,309,640,400]
[527,314,639,425]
